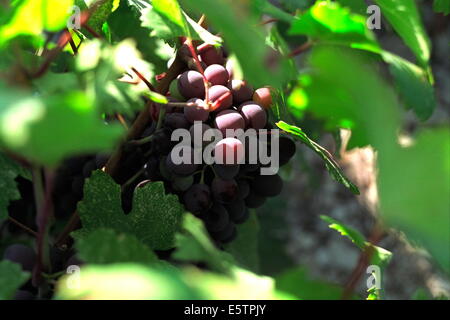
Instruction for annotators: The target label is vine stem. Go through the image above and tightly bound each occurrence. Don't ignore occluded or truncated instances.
[287,41,313,58]
[32,169,55,291]
[341,223,385,300]
[8,217,38,238]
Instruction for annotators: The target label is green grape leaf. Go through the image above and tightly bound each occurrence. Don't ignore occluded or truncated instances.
[224,211,260,273]
[0,153,29,223]
[0,0,74,48]
[152,0,189,35]
[373,0,431,66]
[180,0,290,88]
[0,260,30,300]
[55,263,200,300]
[433,0,450,15]
[108,1,172,74]
[76,170,184,250]
[335,0,368,15]
[276,267,349,300]
[82,0,118,34]
[378,128,450,273]
[0,85,123,166]
[276,121,360,194]
[74,228,164,265]
[381,52,435,121]
[75,39,155,116]
[321,215,392,267]
[173,213,235,273]
[143,91,168,104]
[287,45,402,150]
[288,1,378,49]
[251,0,297,23]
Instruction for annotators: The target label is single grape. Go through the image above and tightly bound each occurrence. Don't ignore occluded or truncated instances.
[244,190,266,208]
[211,177,238,204]
[152,128,173,155]
[208,85,233,111]
[253,87,273,109]
[177,70,205,99]
[204,64,229,86]
[166,148,198,176]
[183,184,212,213]
[250,174,283,197]
[237,179,250,199]
[210,221,236,243]
[164,112,191,130]
[213,164,240,180]
[214,137,244,165]
[189,123,212,147]
[172,174,194,192]
[278,136,296,166]
[225,198,247,223]
[238,101,267,130]
[184,98,209,123]
[213,110,245,136]
[204,203,230,232]
[225,59,234,80]
[3,244,36,272]
[228,79,253,104]
[199,46,225,66]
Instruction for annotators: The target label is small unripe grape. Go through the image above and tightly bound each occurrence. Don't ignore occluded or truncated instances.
[253,87,273,109]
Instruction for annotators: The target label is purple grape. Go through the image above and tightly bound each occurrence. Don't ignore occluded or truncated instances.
[211,177,238,204]
[177,70,205,99]
[200,46,225,66]
[184,98,209,123]
[210,221,236,243]
[214,137,244,165]
[172,175,194,192]
[250,174,283,197]
[183,184,212,213]
[3,244,36,272]
[279,137,296,166]
[189,123,212,147]
[204,203,230,232]
[164,112,191,130]
[204,64,229,86]
[238,101,267,129]
[228,79,253,104]
[213,110,245,136]
[237,179,250,199]
[225,198,247,224]
[208,85,233,111]
[166,148,198,176]
[213,164,240,180]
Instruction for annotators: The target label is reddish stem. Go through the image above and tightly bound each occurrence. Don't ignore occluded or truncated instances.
[185,38,210,104]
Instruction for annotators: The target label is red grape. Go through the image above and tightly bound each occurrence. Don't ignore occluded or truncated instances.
[184,98,209,123]
[178,70,205,99]
[238,101,267,129]
[213,110,245,136]
[208,85,233,111]
[214,137,244,165]
[204,64,229,86]
[228,79,253,104]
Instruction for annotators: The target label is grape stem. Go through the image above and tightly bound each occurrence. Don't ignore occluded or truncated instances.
[184,38,210,104]
[121,168,145,192]
[341,223,385,299]
[287,40,313,58]
[32,169,55,291]
[8,217,38,238]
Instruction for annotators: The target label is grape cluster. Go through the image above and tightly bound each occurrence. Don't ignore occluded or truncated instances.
[127,44,297,245]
